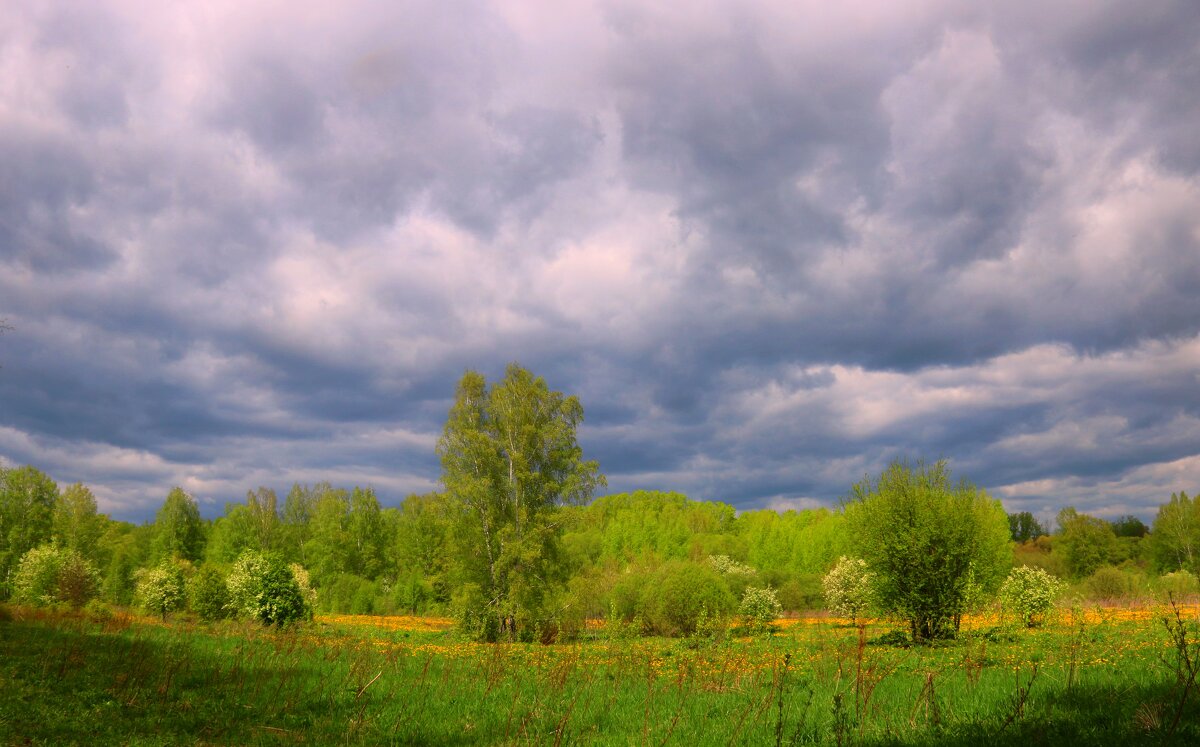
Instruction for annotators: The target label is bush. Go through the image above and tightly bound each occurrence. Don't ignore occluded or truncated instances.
[1000,566,1063,627]
[226,551,313,626]
[640,561,735,637]
[844,461,1012,641]
[135,562,187,619]
[738,586,782,634]
[11,545,99,609]
[609,569,651,621]
[777,575,823,612]
[1085,566,1136,602]
[822,557,874,622]
[83,598,113,621]
[11,545,65,607]
[188,566,229,621]
[1158,570,1200,600]
[451,583,497,642]
[319,573,378,615]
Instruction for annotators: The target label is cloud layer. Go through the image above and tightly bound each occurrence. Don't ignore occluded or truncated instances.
[1,0,1198,522]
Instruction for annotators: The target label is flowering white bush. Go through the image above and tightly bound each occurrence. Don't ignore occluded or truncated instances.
[999,566,1063,627]
[821,556,874,622]
[708,555,755,577]
[135,562,186,619]
[11,545,99,608]
[226,551,313,626]
[738,586,782,633]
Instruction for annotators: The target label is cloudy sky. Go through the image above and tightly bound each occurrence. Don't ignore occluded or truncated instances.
[1,1,1198,523]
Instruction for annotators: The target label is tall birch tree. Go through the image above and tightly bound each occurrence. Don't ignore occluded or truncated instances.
[438,364,605,641]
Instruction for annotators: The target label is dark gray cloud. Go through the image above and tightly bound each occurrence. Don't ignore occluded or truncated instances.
[0,0,1197,523]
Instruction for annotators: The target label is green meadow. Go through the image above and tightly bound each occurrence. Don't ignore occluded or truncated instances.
[2,602,1198,746]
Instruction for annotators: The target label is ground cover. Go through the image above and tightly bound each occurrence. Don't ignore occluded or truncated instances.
[1,602,1198,745]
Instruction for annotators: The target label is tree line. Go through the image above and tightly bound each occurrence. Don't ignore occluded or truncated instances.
[1,364,1197,640]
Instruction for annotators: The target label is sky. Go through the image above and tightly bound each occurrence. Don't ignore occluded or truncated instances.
[1,0,1198,524]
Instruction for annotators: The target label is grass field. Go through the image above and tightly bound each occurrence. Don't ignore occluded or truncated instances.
[2,602,1198,745]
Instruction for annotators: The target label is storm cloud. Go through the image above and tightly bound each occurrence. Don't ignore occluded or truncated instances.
[1,0,1198,523]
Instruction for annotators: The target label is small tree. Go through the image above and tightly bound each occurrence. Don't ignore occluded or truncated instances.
[639,561,735,637]
[189,565,230,621]
[822,556,874,623]
[844,460,1012,642]
[135,562,186,620]
[1056,509,1119,578]
[226,551,313,626]
[999,566,1063,627]
[738,586,782,634]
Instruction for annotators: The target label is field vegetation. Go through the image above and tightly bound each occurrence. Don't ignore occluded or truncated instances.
[2,599,1199,744]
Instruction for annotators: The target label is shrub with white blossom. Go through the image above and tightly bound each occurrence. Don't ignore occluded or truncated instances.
[738,586,782,633]
[135,562,187,620]
[11,544,99,608]
[226,551,313,626]
[821,556,875,623]
[999,566,1063,627]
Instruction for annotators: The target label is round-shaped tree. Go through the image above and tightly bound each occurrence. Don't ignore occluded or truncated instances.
[999,566,1063,627]
[226,551,313,626]
[844,460,1012,642]
[135,562,187,620]
[738,586,782,634]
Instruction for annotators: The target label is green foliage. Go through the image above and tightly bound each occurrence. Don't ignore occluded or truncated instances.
[52,483,104,559]
[318,573,379,614]
[11,544,99,609]
[152,488,205,563]
[1149,491,1200,574]
[99,524,149,606]
[226,551,313,626]
[393,492,450,612]
[1157,570,1200,600]
[188,565,229,621]
[638,561,735,637]
[708,554,754,577]
[204,504,256,564]
[737,506,848,578]
[821,556,874,621]
[1110,515,1148,538]
[10,545,64,607]
[844,460,1012,642]
[999,566,1063,627]
[451,582,498,642]
[290,563,317,613]
[11,547,99,612]
[0,465,58,599]
[245,487,281,552]
[55,548,101,608]
[1056,509,1120,579]
[738,586,782,634]
[297,485,389,586]
[1008,511,1046,542]
[135,562,187,619]
[1013,537,1067,578]
[438,364,605,641]
[1085,566,1137,602]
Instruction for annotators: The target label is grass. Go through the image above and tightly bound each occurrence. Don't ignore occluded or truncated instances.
[2,603,1199,745]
